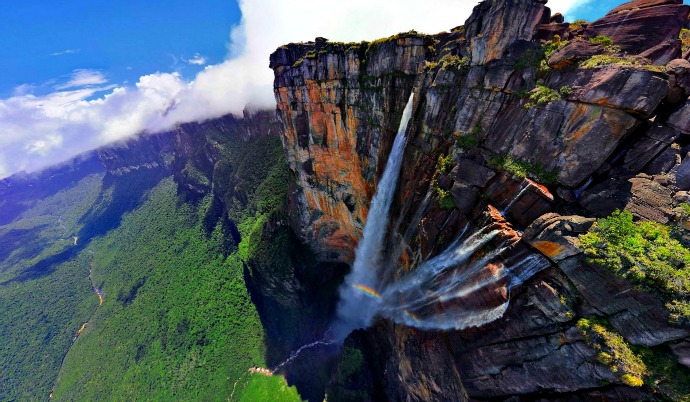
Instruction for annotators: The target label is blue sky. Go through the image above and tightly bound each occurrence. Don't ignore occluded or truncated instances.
[0,0,635,98]
[0,1,240,97]
[0,0,683,178]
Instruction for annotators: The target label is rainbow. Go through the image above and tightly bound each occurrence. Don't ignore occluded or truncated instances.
[403,309,420,323]
[353,284,381,299]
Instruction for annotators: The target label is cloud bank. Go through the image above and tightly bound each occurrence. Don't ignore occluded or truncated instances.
[0,0,582,178]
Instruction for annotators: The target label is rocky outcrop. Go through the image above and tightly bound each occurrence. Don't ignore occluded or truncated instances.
[547,38,603,68]
[585,0,689,55]
[271,0,690,399]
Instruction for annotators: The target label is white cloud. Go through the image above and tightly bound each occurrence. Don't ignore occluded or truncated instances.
[0,158,7,179]
[561,0,596,22]
[54,69,108,90]
[0,0,582,178]
[24,134,63,156]
[186,53,207,66]
[51,49,80,56]
[12,84,35,96]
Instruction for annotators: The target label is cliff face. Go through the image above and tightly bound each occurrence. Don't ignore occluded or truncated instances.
[272,0,690,399]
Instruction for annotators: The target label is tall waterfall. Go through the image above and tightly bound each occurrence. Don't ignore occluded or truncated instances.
[324,90,549,344]
[331,92,415,341]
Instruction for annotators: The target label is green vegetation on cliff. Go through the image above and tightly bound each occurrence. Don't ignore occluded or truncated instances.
[488,154,559,184]
[432,154,456,210]
[576,317,647,386]
[580,210,690,325]
[580,211,690,324]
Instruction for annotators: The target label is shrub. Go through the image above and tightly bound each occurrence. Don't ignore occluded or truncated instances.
[580,54,633,69]
[437,189,456,210]
[577,317,647,386]
[543,35,568,58]
[436,154,454,173]
[305,50,317,59]
[488,154,559,184]
[525,85,561,108]
[570,19,587,30]
[559,85,573,96]
[439,54,470,70]
[580,210,690,324]
[621,374,645,387]
[431,154,456,210]
[681,28,690,54]
[589,35,614,47]
[425,61,439,70]
[634,344,690,399]
[455,126,480,149]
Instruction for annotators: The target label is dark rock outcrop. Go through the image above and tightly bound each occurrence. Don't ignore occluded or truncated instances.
[585,0,689,55]
[548,38,603,68]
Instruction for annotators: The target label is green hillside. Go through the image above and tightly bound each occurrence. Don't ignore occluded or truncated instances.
[0,122,303,401]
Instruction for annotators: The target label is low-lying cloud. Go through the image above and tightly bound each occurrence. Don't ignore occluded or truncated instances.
[0,0,582,178]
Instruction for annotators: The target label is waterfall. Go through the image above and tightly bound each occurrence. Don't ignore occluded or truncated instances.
[331,92,415,341]
[327,90,550,342]
[274,91,551,371]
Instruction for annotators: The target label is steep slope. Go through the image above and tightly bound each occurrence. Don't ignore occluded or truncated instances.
[0,113,320,401]
[271,0,690,399]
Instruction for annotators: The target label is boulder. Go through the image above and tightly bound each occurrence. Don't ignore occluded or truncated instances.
[623,125,679,172]
[448,157,496,187]
[666,58,690,103]
[487,101,639,188]
[550,13,565,23]
[580,175,673,222]
[667,101,690,134]
[639,39,682,65]
[484,173,554,228]
[586,2,690,55]
[606,0,683,15]
[675,155,690,190]
[626,176,675,223]
[580,178,633,217]
[645,146,682,174]
[523,214,595,262]
[535,23,570,41]
[546,65,670,116]
[559,256,690,346]
[547,38,604,69]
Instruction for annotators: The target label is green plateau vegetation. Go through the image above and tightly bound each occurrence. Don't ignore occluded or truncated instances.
[580,210,690,324]
[0,127,304,401]
[579,210,690,399]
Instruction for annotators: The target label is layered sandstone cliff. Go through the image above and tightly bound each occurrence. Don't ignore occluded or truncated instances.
[272,0,690,399]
